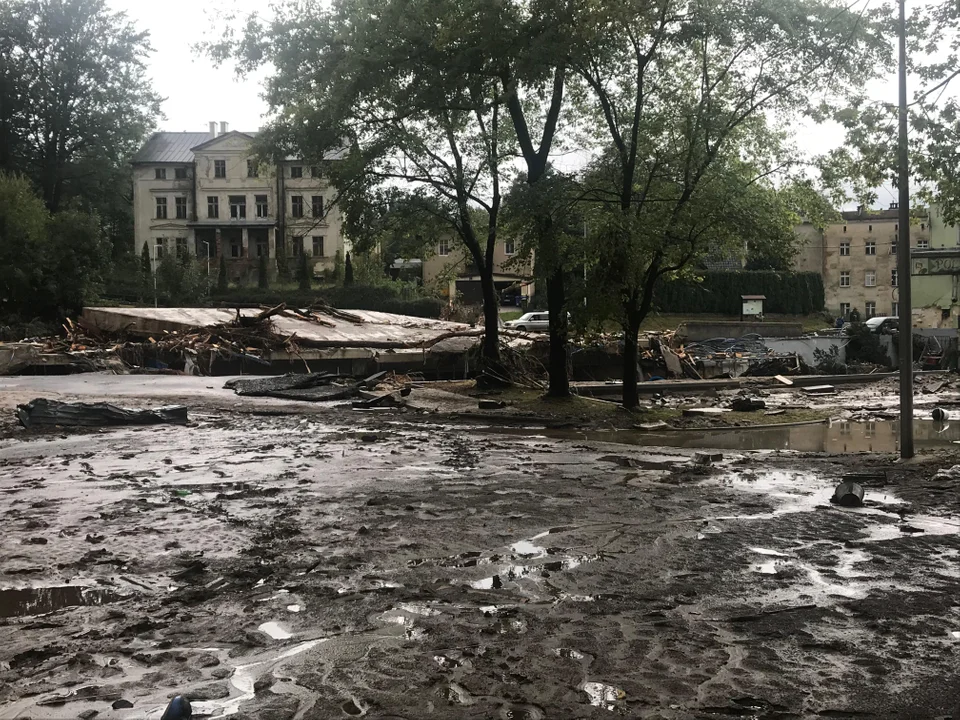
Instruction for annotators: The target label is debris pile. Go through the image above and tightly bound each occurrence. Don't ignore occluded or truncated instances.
[637,331,809,380]
[16,398,187,428]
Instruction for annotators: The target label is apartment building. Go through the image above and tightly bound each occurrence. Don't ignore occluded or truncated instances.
[421,235,535,305]
[796,204,930,319]
[131,122,347,280]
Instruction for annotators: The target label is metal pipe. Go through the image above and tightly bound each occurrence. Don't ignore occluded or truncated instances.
[897,0,914,458]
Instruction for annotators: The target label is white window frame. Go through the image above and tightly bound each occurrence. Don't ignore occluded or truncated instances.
[865,301,876,317]
[504,239,516,255]
[865,241,876,256]
[839,241,850,256]
[839,302,851,317]
[214,160,226,178]
[891,269,898,287]
[839,271,850,288]
[917,239,930,249]
[438,238,451,256]
[864,271,876,287]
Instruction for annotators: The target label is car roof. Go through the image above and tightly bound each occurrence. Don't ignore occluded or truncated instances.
[865,316,895,326]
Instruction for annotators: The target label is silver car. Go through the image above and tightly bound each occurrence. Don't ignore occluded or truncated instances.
[504,312,550,332]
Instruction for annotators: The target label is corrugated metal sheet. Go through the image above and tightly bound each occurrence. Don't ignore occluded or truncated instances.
[132,133,213,164]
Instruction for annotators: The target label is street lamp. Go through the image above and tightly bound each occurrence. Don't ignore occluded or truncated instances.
[201,240,211,294]
[150,244,159,308]
[896,0,914,459]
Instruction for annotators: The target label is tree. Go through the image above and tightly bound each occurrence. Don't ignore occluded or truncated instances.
[0,0,160,213]
[0,173,48,319]
[572,0,887,408]
[217,255,228,294]
[207,0,516,367]
[344,252,354,286]
[297,251,311,291]
[258,253,269,289]
[43,207,108,315]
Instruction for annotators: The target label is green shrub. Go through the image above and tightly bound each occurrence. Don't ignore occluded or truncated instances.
[655,271,825,315]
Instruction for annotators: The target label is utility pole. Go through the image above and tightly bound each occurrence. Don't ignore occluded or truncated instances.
[897,0,914,459]
[202,240,211,295]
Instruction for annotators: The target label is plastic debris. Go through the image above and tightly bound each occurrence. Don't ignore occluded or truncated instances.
[16,398,187,428]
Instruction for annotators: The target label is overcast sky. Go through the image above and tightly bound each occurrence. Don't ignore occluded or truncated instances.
[111,0,913,208]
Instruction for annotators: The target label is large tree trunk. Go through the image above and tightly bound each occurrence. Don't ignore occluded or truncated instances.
[621,308,643,409]
[546,266,569,397]
[479,263,501,363]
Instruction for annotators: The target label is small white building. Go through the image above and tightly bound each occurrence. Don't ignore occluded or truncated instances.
[131,122,348,280]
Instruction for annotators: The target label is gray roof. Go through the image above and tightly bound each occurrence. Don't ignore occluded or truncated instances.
[132,132,213,164]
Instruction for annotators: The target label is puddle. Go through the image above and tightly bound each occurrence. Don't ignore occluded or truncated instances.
[581,681,625,711]
[0,585,125,618]
[257,621,293,640]
[505,419,960,453]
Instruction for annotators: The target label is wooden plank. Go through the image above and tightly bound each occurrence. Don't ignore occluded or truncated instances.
[774,375,794,386]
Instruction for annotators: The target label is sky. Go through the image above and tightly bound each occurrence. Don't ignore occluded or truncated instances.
[111,0,920,209]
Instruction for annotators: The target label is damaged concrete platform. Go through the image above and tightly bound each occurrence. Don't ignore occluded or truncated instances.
[0,376,959,719]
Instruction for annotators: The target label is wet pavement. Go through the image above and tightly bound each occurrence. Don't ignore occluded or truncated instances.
[0,377,958,719]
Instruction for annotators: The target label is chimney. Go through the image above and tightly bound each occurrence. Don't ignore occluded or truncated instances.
[220,121,229,135]
[209,121,217,138]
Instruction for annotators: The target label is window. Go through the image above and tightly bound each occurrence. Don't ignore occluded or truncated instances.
[207,196,219,219]
[865,271,876,287]
[840,302,851,317]
[311,166,320,178]
[312,195,324,217]
[891,269,898,287]
[155,197,167,219]
[505,239,515,255]
[292,236,304,257]
[921,223,926,230]
[868,224,872,232]
[865,241,876,255]
[231,238,242,258]
[255,195,268,218]
[840,271,850,287]
[247,159,258,178]
[892,302,899,316]
[290,166,303,179]
[917,239,929,249]
[312,236,324,256]
[255,237,269,258]
[866,301,876,318]
[839,241,850,256]
[229,195,246,219]
[843,225,847,233]
[291,196,304,218]
[154,238,164,260]
[892,235,898,254]
[175,237,187,257]
[155,168,167,180]
[214,160,226,178]
[438,238,451,256]
[196,236,214,258]
[895,224,898,231]
[175,167,188,180]
[175,196,187,220]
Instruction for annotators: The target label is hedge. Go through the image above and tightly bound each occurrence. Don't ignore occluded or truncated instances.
[655,271,825,315]
[211,284,445,319]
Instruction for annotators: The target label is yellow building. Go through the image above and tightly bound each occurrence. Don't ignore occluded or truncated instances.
[796,204,930,319]
[421,236,535,305]
[131,122,348,281]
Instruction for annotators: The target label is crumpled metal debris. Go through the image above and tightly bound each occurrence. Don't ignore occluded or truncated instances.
[16,398,187,428]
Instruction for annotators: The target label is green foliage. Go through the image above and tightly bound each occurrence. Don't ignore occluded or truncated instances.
[344,252,355,285]
[217,255,228,293]
[212,284,444,319]
[154,252,205,305]
[845,322,891,366]
[258,254,269,289]
[814,345,847,375]
[297,251,311,291]
[0,0,160,215]
[0,173,108,320]
[655,272,825,315]
[332,249,344,283]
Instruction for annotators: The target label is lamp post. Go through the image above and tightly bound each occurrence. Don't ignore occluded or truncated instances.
[201,240,211,295]
[897,0,914,459]
[151,244,159,309]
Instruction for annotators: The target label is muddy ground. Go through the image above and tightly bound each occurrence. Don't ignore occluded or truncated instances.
[0,376,959,719]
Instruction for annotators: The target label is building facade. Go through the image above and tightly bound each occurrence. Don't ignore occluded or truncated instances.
[132,123,347,280]
[911,204,960,327]
[796,205,930,320]
[421,236,535,305]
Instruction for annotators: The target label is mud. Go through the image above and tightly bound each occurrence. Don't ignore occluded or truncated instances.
[0,376,959,719]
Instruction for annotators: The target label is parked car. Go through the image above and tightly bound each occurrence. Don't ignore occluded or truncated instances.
[864,316,898,334]
[504,311,550,332]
